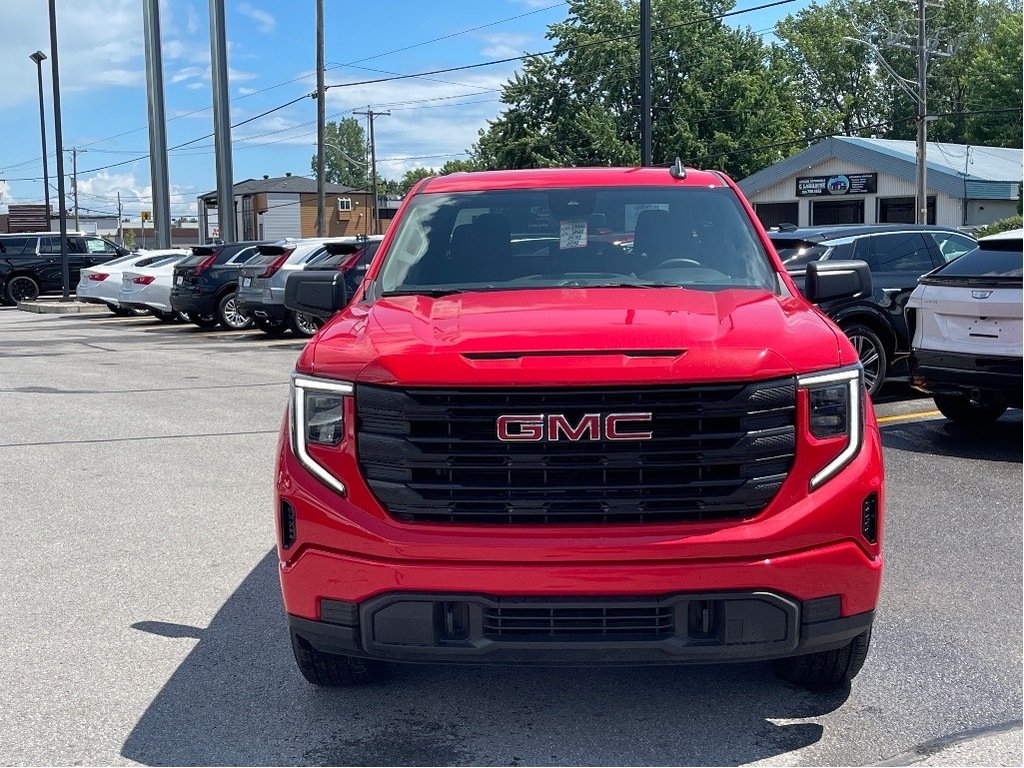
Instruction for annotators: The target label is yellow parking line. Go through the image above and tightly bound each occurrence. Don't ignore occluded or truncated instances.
[876,410,941,424]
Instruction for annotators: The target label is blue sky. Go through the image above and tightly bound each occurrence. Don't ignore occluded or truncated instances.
[0,0,806,221]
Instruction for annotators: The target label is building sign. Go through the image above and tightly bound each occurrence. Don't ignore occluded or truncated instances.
[796,173,877,197]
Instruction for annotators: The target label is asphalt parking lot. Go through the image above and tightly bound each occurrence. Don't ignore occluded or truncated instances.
[0,305,1020,767]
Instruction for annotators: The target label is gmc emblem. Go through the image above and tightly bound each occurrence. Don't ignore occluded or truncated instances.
[496,413,654,442]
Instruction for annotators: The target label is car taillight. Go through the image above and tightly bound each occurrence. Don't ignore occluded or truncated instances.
[132,275,156,285]
[259,250,292,278]
[88,273,108,281]
[192,252,218,276]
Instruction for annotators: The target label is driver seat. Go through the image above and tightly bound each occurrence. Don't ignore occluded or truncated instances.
[633,209,685,267]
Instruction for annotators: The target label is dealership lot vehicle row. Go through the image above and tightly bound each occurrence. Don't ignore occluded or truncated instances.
[1,300,1020,767]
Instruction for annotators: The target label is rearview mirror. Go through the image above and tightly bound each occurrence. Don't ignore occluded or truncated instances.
[284,270,349,320]
[805,260,872,303]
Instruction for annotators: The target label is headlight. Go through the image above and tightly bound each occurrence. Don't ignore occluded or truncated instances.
[797,366,863,489]
[290,373,352,495]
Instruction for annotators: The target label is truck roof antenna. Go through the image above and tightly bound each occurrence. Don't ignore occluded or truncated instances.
[669,157,687,180]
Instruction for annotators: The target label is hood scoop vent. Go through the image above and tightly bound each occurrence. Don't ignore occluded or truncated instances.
[462,349,686,361]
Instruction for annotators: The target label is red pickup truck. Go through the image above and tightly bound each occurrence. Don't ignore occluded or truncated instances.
[276,166,884,690]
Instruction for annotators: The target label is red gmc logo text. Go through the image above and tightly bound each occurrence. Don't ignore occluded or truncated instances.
[496,413,654,442]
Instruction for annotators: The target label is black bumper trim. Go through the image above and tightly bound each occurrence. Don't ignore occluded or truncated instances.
[236,299,286,322]
[289,592,873,666]
[911,350,1022,398]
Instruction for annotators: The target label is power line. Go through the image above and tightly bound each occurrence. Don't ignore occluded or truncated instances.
[0,2,569,175]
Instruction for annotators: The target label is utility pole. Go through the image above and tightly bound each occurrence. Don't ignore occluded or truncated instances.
[209,0,235,243]
[914,0,928,225]
[143,0,172,248]
[315,0,326,237]
[117,192,123,246]
[639,0,651,166]
[69,147,86,231]
[843,2,949,225]
[354,108,389,235]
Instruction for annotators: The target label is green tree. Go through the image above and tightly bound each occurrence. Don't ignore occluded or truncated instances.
[438,158,480,174]
[470,0,803,178]
[311,118,370,189]
[399,166,436,194]
[775,0,1022,147]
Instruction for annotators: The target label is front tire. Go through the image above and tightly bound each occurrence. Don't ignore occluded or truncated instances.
[933,394,1007,425]
[5,275,40,304]
[775,627,872,690]
[217,291,253,330]
[842,323,887,397]
[290,631,383,687]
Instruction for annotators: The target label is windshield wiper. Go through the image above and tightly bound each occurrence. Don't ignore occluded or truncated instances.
[382,288,470,298]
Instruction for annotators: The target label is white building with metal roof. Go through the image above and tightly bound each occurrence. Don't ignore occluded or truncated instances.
[738,137,1021,230]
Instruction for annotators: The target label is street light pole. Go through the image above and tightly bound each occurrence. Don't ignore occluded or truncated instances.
[639,0,651,166]
[915,0,928,225]
[29,51,51,228]
[315,0,326,237]
[46,0,70,299]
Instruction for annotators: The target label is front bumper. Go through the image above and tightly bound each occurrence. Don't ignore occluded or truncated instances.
[911,349,1023,403]
[289,591,874,665]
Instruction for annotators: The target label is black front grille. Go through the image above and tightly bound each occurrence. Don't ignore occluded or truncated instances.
[482,598,675,640]
[356,379,796,525]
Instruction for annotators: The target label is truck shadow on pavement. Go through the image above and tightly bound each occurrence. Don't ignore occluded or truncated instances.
[880,412,1022,463]
[122,550,850,767]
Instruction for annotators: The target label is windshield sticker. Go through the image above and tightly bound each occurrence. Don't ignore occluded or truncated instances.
[560,219,588,249]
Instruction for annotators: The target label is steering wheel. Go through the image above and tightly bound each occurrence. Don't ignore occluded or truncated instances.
[654,258,703,268]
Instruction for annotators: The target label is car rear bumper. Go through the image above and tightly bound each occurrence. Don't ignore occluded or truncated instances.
[911,349,1023,401]
[236,284,287,322]
[289,591,874,666]
[170,289,216,317]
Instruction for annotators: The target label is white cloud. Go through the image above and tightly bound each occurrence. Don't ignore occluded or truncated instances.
[318,69,510,181]
[479,33,532,59]
[512,0,557,8]
[186,4,200,34]
[237,86,257,95]
[77,170,198,217]
[237,2,275,34]
[0,180,14,210]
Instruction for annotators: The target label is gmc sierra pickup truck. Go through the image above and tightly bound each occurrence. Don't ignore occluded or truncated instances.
[276,165,885,690]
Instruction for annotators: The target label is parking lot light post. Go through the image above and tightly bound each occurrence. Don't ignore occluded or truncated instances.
[29,51,51,228]
[46,0,70,300]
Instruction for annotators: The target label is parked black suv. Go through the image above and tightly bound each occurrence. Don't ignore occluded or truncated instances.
[0,232,128,304]
[767,224,977,395]
[170,241,267,329]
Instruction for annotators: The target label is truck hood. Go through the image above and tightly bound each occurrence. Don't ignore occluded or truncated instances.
[304,287,845,386]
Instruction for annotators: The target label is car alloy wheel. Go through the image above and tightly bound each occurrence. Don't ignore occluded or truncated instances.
[290,311,323,337]
[6,276,40,304]
[218,292,253,330]
[843,324,887,397]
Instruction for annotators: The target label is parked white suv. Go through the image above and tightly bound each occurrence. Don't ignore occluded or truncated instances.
[906,229,1023,424]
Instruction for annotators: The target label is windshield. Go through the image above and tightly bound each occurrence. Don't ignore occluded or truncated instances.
[377,186,776,296]
[770,238,831,269]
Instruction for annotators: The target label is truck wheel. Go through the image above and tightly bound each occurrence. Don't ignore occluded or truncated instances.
[217,292,253,330]
[254,316,288,336]
[6,275,41,304]
[775,627,871,690]
[842,324,886,397]
[290,631,383,687]
[289,310,324,338]
[933,394,1007,425]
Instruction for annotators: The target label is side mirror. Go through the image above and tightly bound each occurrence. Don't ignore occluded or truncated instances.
[285,270,349,320]
[805,260,872,303]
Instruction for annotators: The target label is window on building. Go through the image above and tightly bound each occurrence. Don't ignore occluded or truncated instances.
[337,197,353,212]
[877,196,936,225]
[754,202,799,229]
[812,199,865,226]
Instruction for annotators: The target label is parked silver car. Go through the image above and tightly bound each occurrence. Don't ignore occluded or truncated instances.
[236,236,381,336]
